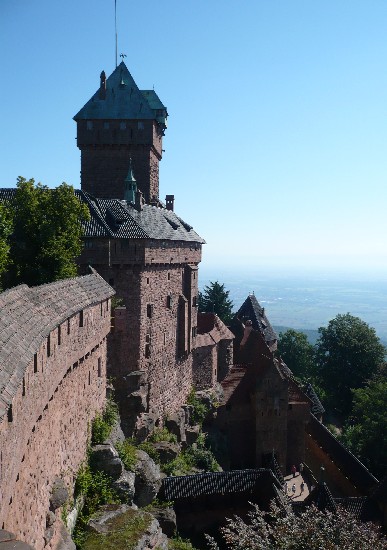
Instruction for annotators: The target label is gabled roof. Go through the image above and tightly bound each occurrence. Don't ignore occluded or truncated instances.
[196,312,234,348]
[0,271,114,422]
[78,191,205,243]
[73,62,166,121]
[237,295,277,344]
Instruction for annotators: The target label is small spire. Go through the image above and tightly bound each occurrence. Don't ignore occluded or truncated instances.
[124,159,137,203]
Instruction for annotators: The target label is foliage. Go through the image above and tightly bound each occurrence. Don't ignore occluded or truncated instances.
[187,389,210,425]
[73,464,121,548]
[91,400,119,445]
[149,426,178,444]
[198,281,234,325]
[169,535,199,550]
[315,313,385,417]
[340,377,387,479]
[162,434,220,476]
[138,441,161,464]
[6,177,90,287]
[115,438,138,471]
[277,329,315,380]
[0,203,13,289]
[206,500,387,550]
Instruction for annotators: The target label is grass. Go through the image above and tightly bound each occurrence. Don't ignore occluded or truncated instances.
[91,400,119,445]
[169,535,200,550]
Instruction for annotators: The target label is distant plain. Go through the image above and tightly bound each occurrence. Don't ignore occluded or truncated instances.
[199,267,387,346]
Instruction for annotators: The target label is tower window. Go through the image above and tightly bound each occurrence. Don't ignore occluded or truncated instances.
[86,121,93,130]
[147,304,153,318]
[103,122,110,130]
[120,122,126,130]
[138,121,144,130]
[79,310,84,327]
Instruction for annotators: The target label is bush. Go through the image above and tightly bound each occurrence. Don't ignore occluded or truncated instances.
[187,390,209,425]
[169,535,199,550]
[149,427,177,444]
[91,400,118,445]
[115,439,138,471]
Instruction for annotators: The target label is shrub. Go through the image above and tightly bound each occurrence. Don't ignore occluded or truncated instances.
[187,390,209,425]
[91,400,118,445]
[149,427,177,444]
[115,439,138,471]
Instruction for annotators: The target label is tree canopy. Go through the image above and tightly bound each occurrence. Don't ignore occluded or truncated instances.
[315,313,385,417]
[340,377,387,479]
[206,501,386,550]
[198,281,234,325]
[3,177,90,288]
[277,329,315,380]
[0,203,13,290]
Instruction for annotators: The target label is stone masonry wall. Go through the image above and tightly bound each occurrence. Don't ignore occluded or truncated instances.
[0,300,111,550]
[192,345,217,390]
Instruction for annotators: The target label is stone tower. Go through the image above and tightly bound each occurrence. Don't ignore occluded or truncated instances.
[74,62,167,202]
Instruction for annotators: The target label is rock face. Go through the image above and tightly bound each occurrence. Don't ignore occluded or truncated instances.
[90,445,124,480]
[112,470,136,503]
[134,517,168,550]
[133,450,162,507]
[165,410,186,442]
[50,478,69,511]
[150,506,177,538]
[152,441,180,463]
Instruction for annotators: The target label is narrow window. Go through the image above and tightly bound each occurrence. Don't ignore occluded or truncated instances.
[47,334,51,357]
[146,304,153,318]
[103,121,109,130]
[138,121,144,130]
[22,377,26,397]
[88,372,91,385]
[192,296,197,307]
[86,121,93,130]
[67,318,71,334]
[7,404,13,423]
[58,325,61,345]
[168,273,171,281]
[167,295,173,309]
[100,302,103,316]
[98,358,102,377]
[145,334,151,358]
[120,121,126,130]
[79,310,84,327]
[146,277,150,285]
[34,353,38,373]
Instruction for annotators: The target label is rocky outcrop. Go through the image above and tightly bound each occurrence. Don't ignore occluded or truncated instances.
[149,506,177,538]
[50,478,69,511]
[152,441,180,463]
[165,410,186,442]
[112,470,136,503]
[133,450,162,507]
[90,445,124,480]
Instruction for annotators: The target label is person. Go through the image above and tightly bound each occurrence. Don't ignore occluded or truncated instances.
[291,483,296,496]
[291,464,297,477]
[299,462,304,475]
[284,481,288,494]
[301,481,305,493]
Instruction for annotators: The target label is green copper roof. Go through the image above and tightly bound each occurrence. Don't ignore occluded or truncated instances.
[73,62,167,121]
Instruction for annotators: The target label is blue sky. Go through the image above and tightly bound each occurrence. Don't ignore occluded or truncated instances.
[1,1,387,275]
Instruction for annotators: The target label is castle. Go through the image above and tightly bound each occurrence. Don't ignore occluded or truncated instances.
[0,62,386,548]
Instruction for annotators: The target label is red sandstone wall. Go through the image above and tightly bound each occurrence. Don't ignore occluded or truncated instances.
[192,345,217,390]
[0,300,111,550]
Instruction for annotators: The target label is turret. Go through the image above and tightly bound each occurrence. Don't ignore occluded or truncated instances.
[74,62,168,202]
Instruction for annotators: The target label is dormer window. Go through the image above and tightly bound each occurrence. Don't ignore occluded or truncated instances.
[86,121,93,130]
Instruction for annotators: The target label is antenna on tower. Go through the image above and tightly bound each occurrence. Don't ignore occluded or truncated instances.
[115,0,118,68]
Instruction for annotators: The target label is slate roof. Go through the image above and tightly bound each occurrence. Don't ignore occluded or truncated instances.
[74,62,167,121]
[77,191,205,243]
[162,469,280,500]
[237,295,277,344]
[0,189,205,244]
[0,271,114,422]
[304,382,325,416]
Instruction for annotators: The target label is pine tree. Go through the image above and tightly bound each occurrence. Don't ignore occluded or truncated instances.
[198,281,234,325]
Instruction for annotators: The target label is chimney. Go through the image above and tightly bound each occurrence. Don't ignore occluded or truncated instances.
[135,190,144,211]
[99,71,106,99]
[165,195,175,211]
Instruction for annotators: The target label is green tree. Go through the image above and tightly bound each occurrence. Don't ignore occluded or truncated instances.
[340,377,387,479]
[206,501,386,550]
[198,281,234,325]
[7,177,90,287]
[315,314,385,418]
[277,329,315,380]
[0,203,13,289]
